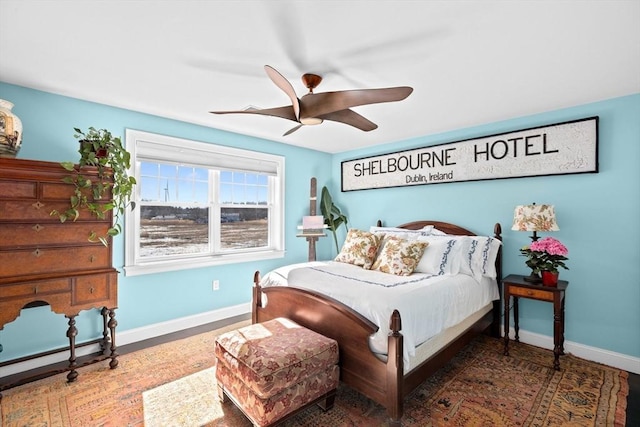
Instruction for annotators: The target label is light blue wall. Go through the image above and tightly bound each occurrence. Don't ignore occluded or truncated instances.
[1,82,638,364]
[331,93,640,358]
[0,82,334,361]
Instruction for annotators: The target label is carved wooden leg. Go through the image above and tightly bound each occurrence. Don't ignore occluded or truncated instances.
[503,294,510,356]
[387,310,404,427]
[66,315,79,382]
[553,301,562,371]
[108,309,119,369]
[100,307,110,353]
[560,296,566,355]
[513,297,520,342]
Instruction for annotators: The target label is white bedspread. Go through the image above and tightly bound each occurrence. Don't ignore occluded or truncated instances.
[259,261,500,367]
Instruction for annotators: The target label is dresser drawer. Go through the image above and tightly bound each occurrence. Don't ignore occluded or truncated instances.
[0,278,71,300]
[0,222,111,248]
[72,274,113,305]
[509,285,553,302]
[0,179,37,199]
[0,199,111,222]
[0,246,112,279]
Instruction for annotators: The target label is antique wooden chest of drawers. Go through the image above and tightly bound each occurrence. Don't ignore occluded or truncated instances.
[0,157,119,388]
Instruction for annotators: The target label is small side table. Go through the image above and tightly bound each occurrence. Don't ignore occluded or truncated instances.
[503,274,568,370]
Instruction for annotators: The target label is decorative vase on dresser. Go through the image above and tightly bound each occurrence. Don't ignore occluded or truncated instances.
[0,99,23,158]
[0,157,119,395]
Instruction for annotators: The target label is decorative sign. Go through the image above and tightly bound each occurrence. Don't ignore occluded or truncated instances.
[341,117,598,192]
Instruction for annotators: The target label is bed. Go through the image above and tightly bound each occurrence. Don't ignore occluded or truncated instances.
[252,220,503,426]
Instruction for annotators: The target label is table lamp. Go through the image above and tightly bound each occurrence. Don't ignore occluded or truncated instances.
[512,203,559,281]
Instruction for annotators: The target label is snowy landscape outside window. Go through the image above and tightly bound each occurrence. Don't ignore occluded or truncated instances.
[124,130,284,276]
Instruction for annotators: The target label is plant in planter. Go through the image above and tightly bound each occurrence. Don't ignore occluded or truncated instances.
[50,127,136,245]
[520,236,569,284]
[320,185,348,254]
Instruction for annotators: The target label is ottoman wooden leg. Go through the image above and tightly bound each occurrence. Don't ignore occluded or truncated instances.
[317,389,336,411]
[217,383,226,402]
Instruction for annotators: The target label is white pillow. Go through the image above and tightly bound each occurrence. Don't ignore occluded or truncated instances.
[369,225,433,237]
[458,236,502,281]
[414,236,464,275]
[429,227,448,236]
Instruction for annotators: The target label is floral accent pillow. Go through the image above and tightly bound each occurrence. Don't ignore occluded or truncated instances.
[372,236,429,276]
[334,229,382,269]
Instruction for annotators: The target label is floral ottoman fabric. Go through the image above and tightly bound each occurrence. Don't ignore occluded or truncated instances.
[214,318,339,426]
[216,362,339,426]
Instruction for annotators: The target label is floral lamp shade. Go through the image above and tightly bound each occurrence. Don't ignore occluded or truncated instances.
[512,203,559,241]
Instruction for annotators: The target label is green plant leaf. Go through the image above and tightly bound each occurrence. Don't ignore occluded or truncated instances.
[61,162,75,171]
[320,186,348,254]
[52,126,137,245]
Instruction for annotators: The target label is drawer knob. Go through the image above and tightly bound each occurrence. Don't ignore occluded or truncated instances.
[34,286,38,294]
[90,287,94,294]
[527,290,534,296]
[32,201,45,209]
[32,224,44,232]
[33,248,42,257]
[90,255,96,263]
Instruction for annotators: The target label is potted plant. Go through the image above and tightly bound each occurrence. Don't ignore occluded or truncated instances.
[520,236,569,285]
[320,186,348,254]
[50,127,136,245]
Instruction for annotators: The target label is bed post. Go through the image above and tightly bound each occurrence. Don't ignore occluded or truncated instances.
[491,223,503,338]
[386,309,403,426]
[252,271,261,324]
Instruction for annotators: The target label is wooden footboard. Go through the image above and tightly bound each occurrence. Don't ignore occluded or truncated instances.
[252,221,503,426]
[252,273,402,419]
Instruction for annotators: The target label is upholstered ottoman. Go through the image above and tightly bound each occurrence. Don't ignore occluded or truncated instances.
[214,318,339,426]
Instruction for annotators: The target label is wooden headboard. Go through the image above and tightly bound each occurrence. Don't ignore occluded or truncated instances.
[379,219,504,295]
[378,219,502,238]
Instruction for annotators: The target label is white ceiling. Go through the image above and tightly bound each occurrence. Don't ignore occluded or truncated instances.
[1,1,639,154]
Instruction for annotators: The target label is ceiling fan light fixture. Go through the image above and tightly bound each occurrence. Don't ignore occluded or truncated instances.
[300,117,323,126]
[210,65,413,135]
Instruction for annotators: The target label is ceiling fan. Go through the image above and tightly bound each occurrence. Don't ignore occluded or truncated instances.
[210,65,413,136]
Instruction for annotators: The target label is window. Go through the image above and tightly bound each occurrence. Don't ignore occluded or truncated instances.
[124,130,285,276]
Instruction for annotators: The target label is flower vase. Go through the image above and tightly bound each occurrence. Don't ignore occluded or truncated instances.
[0,99,23,158]
[541,271,559,286]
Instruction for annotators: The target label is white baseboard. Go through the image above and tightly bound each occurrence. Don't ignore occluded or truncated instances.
[4,312,638,379]
[0,303,251,378]
[504,327,640,374]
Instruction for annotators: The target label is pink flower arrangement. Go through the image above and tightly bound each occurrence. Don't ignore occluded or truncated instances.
[520,237,569,274]
[530,237,568,257]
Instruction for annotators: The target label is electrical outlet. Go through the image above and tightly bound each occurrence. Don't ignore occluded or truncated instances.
[213,280,220,291]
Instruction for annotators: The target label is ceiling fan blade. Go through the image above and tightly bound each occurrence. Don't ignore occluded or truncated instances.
[300,87,413,119]
[264,2,309,71]
[318,109,378,132]
[210,105,297,122]
[264,65,301,120]
[283,124,304,136]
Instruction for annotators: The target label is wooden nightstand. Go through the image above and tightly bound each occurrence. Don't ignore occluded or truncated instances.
[503,273,568,370]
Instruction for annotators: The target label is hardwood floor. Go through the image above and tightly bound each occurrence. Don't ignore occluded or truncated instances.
[2,313,638,425]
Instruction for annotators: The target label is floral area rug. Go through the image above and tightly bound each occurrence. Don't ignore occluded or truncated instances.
[1,325,628,426]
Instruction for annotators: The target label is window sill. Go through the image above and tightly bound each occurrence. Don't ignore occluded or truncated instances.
[123,250,285,276]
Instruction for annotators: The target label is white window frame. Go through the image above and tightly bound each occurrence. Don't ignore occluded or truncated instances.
[123,129,285,276]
